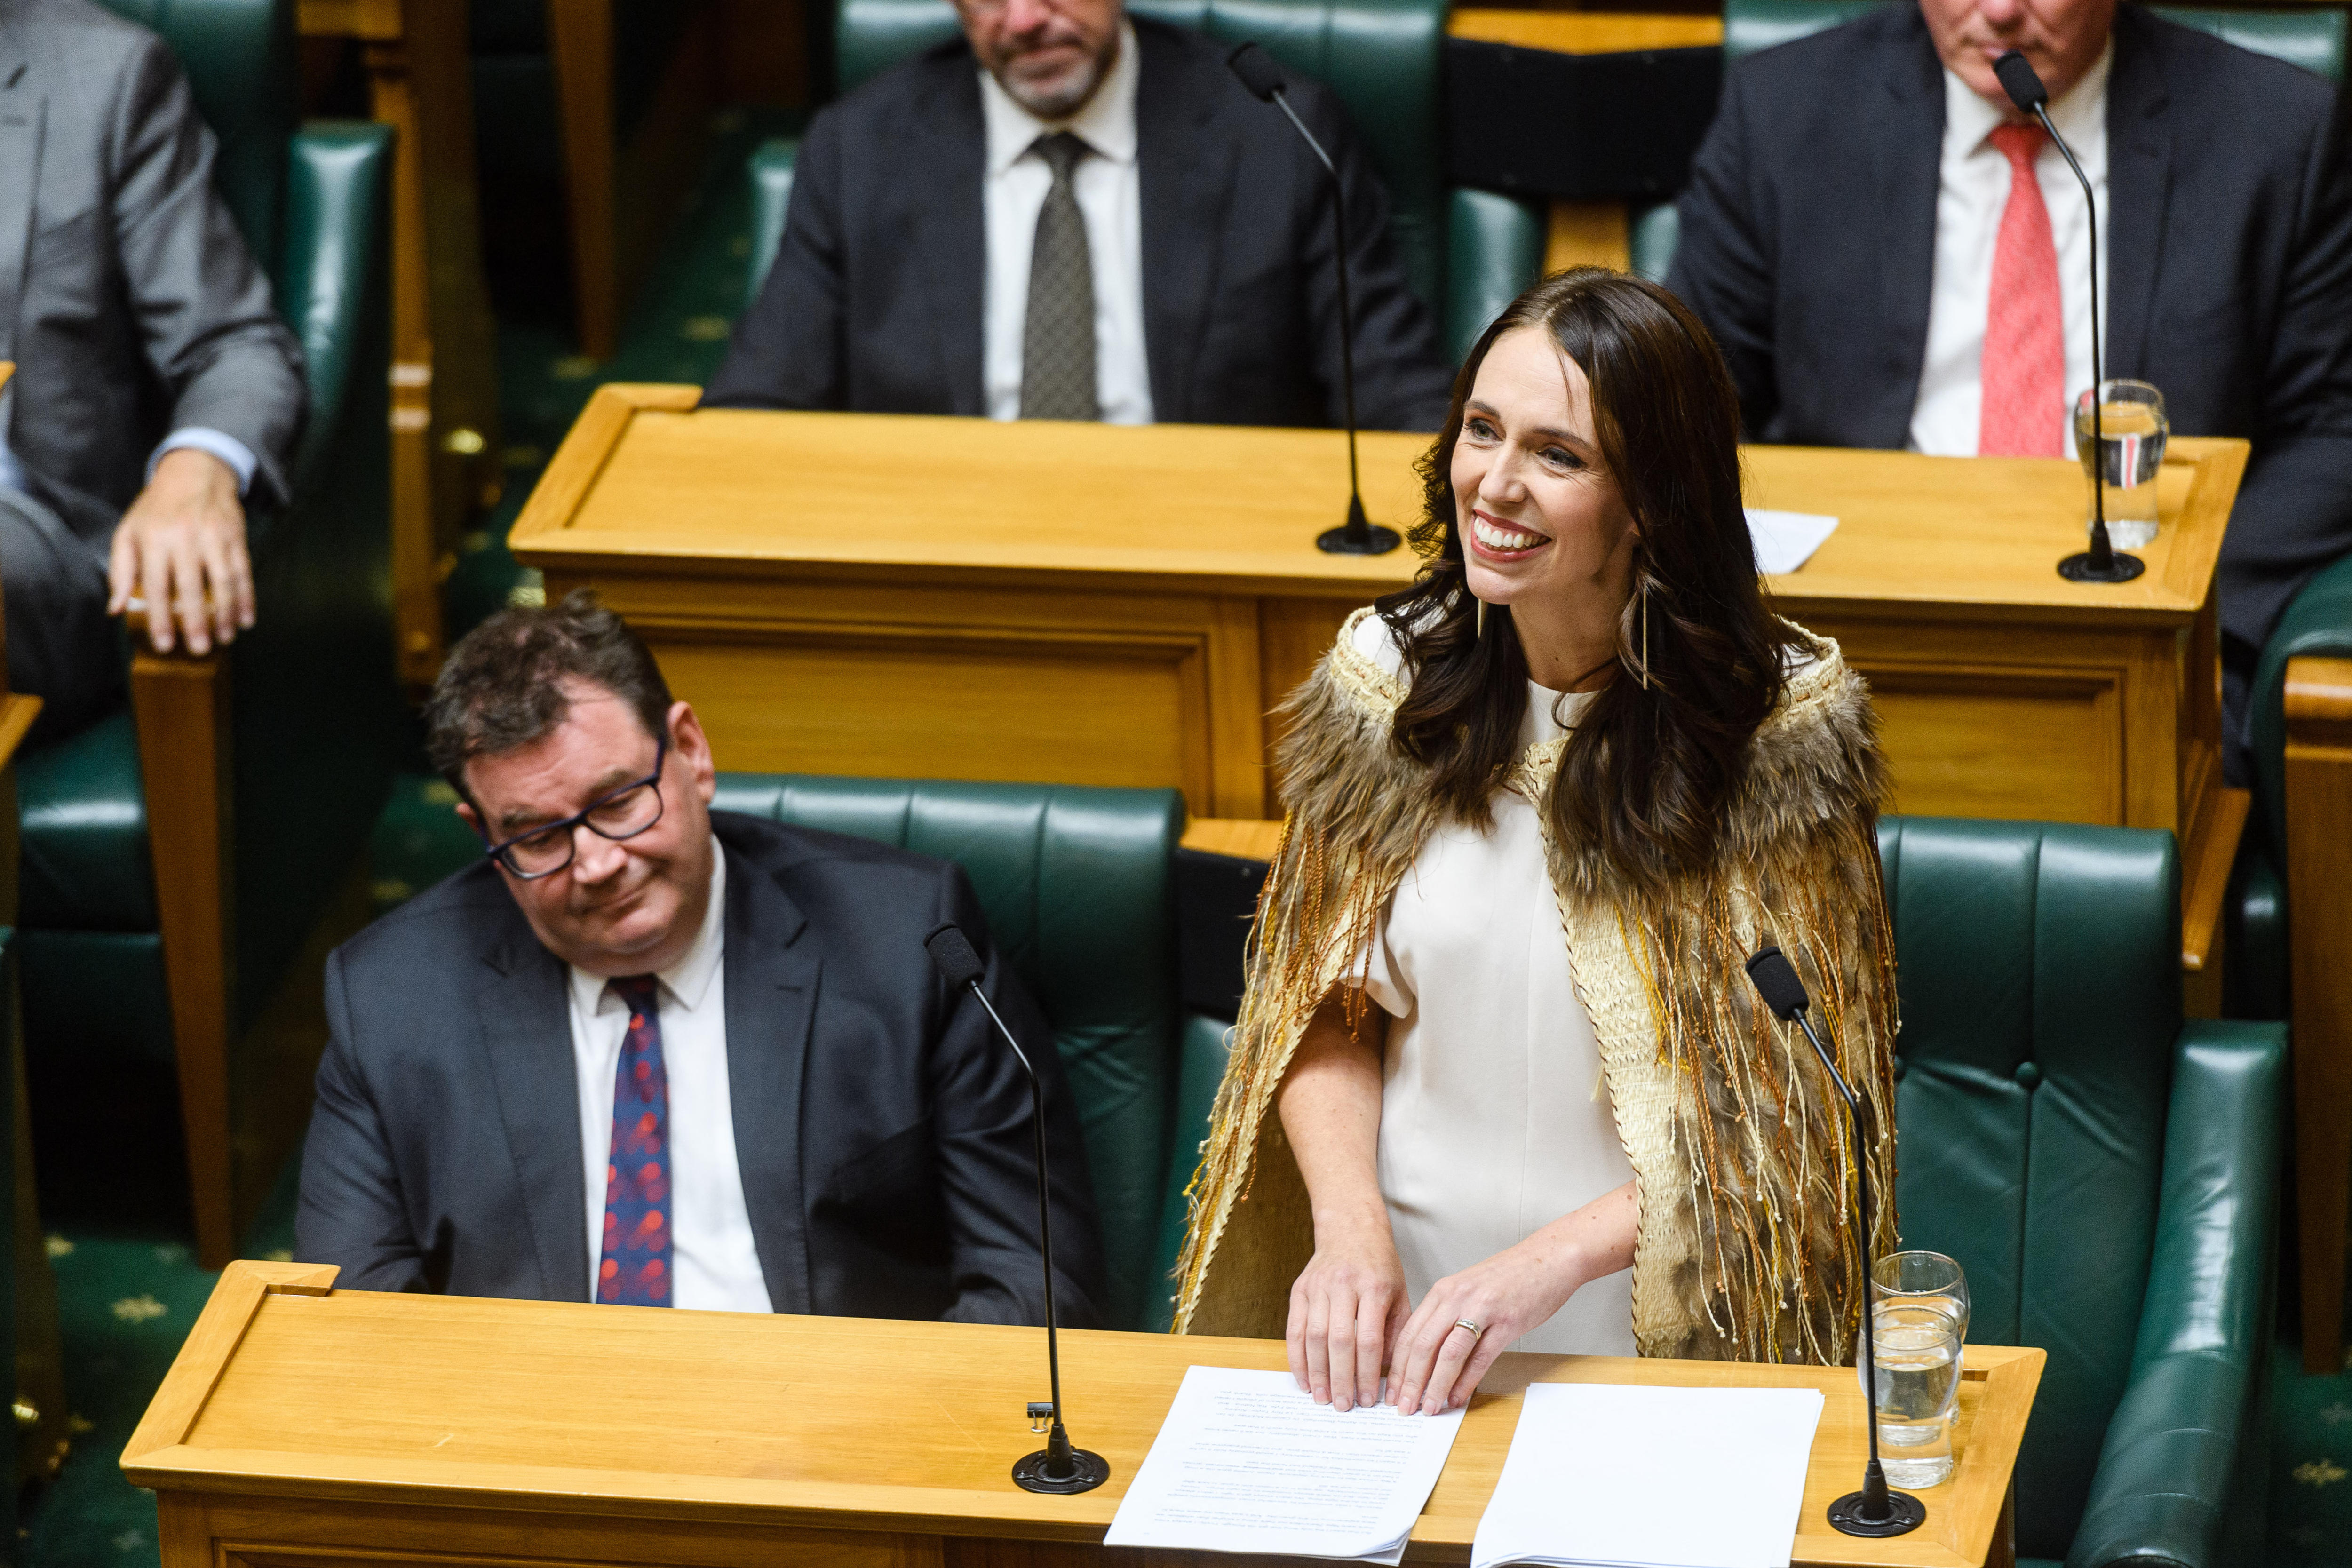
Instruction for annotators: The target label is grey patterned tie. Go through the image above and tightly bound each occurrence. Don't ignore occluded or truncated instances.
[1019,132,1100,422]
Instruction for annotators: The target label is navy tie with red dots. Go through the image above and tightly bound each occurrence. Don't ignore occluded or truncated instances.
[598,974,672,1305]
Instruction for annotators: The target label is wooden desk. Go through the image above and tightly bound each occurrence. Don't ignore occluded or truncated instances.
[127,1262,2042,1568]
[509,390,2247,980]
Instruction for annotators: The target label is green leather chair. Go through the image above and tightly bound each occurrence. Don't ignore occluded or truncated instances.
[13,0,402,1266]
[1621,0,2352,284]
[2239,550,2352,1370]
[1154,816,2287,1567]
[746,0,1546,371]
[710,773,1189,1332]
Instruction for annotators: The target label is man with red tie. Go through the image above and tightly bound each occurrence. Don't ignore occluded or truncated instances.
[294,591,1104,1324]
[1665,0,2352,771]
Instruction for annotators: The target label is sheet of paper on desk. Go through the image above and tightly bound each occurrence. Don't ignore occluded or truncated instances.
[1746,509,1839,574]
[1470,1383,1824,1568]
[1104,1365,1466,1562]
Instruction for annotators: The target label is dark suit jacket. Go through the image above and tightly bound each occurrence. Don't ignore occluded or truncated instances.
[295,812,1106,1327]
[704,17,1453,431]
[0,0,305,553]
[1667,4,2352,658]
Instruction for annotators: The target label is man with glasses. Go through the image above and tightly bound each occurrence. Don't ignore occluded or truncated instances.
[295,591,1105,1325]
[703,0,1452,430]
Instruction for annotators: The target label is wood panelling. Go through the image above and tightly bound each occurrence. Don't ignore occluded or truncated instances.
[2287,654,2352,1372]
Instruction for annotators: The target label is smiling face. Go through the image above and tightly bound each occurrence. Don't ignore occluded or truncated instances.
[1450,326,1641,661]
[954,0,1123,119]
[1917,0,2115,109]
[456,683,720,977]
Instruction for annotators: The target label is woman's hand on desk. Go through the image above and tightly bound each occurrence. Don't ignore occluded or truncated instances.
[1287,1218,1409,1413]
[1387,1181,1637,1416]
[1278,989,1404,1413]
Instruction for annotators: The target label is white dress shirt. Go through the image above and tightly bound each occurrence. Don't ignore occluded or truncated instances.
[978,22,1154,424]
[1343,615,1636,1357]
[1909,45,2110,459]
[567,851,771,1313]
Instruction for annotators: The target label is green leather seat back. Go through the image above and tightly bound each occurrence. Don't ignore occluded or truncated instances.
[1725,0,2344,78]
[833,0,1447,319]
[17,713,155,933]
[709,774,1184,1331]
[1878,816,2180,1559]
[95,0,298,279]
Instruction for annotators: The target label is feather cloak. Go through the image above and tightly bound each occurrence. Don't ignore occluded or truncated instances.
[1170,609,1899,1364]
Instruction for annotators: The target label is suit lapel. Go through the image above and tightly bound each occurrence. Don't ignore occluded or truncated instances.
[2103,10,2169,380]
[475,928,590,1302]
[720,841,819,1315]
[1136,25,1237,423]
[903,63,988,415]
[0,18,42,367]
[1868,15,1946,444]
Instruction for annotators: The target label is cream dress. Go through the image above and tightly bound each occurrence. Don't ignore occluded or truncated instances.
[1343,613,1637,1357]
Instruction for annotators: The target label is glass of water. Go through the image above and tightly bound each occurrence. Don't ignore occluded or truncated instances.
[1873,1250,1970,1341]
[1871,1301,1963,1488]
[2074,380,2169,551]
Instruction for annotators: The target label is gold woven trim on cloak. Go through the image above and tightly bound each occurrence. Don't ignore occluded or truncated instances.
[1168,608,1899,1365]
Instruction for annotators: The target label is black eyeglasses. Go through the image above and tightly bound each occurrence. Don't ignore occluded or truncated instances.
[478,735,668,879]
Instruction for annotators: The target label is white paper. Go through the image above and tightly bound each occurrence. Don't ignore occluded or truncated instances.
[1105,1366,1466,1562]
[1470,1383,1824,1568]
[1745,509,1839,575]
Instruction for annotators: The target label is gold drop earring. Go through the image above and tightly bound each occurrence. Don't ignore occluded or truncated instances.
[1639,579,1651,691]
[1476,595,1487,641]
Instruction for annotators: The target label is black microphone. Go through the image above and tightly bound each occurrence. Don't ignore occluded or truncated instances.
[1743,946,1925,1538]
[922,922,1110,1495]
[1990,49,2144,586]
[1226,40,1399,557]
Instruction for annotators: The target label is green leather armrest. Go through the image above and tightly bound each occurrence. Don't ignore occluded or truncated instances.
[2248,551,2352,859]
[746,137,801,312]
[2063,1020,2285,1568]
[1149,1010,1233,1329]
[280,122,396,491]
[1446,188,1543,366]
[1629,201,1679,284]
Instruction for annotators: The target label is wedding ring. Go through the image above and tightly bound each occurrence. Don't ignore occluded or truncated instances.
[1454,1318,1484,1340]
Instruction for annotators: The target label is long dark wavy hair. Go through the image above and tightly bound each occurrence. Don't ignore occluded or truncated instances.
[1375,268,1803,892]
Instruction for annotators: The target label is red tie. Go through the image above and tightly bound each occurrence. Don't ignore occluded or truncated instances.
[1978,123,2065,457]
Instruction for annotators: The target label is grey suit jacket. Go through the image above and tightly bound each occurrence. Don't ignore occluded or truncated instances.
[0,0,305,555]
[295,812,1107,1328]
[1667,4,2352,660]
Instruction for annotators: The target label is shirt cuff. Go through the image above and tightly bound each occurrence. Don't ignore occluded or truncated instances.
[149,428,258,496]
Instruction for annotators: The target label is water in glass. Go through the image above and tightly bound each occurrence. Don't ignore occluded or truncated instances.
[1873,1303,1962,1489]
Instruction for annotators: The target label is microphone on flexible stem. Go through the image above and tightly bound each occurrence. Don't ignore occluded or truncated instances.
[922,923,1110,1495]
[1990,49,2144,586]
[1227,41,1400,557]
[1744,946,1925,1538]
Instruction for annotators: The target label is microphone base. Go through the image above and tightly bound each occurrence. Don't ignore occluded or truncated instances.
[1826,1488,1926,1536]
[1318,523,1402,556]
[1013,1447,1111,1494]
[2058,549,2146,583]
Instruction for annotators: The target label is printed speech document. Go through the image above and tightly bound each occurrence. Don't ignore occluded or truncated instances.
[1470,1383,1824,1568]
[1105,1366,1466,1562]
[1744,509,1839,574]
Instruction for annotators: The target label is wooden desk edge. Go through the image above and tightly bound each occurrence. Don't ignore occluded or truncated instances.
[121,1261,339,1465]
[128,1272,2044,1568]
[2181,785,2251,971]
[0,692,43,775]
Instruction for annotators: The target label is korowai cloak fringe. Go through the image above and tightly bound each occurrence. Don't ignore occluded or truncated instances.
[1169,608,1899,1365]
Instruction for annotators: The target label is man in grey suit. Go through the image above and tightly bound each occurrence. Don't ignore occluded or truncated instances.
[296,592,1105,1323]
[0,0,305,741]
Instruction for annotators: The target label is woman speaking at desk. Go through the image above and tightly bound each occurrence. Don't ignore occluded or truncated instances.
[1170,269,1898,1413]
